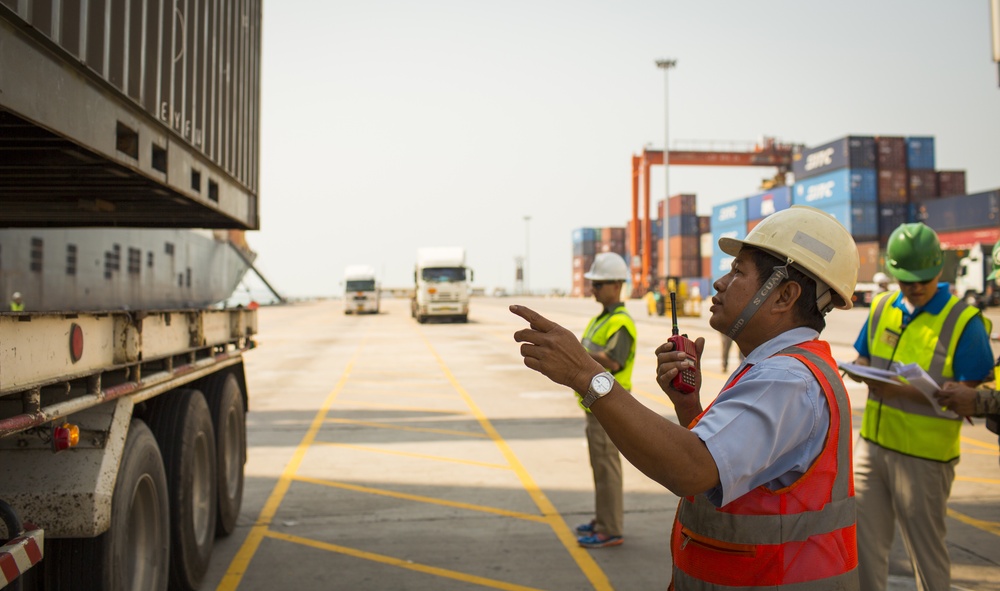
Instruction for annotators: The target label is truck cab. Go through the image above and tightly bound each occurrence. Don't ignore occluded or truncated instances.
[955,243,998,308]
[344,265,381,314]
[411,247,472,323]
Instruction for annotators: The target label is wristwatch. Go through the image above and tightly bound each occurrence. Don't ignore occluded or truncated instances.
[581,371,615,409]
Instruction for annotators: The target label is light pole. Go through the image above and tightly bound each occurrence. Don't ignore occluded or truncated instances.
[655,58,676,287]
[523,215,531,295]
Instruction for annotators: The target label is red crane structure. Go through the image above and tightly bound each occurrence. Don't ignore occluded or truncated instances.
[630,137,800,294]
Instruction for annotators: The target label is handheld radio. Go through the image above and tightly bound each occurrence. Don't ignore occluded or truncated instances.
[668,292,698,393]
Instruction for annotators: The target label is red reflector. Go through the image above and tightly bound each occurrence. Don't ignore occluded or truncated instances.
[69,323,84,362]
[53,423,80,451]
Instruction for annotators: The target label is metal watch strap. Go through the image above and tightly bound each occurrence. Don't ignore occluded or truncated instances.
[582,371,614,409]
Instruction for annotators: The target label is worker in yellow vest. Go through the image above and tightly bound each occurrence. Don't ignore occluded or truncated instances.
[9,291,24,311]
[849,222,993,591]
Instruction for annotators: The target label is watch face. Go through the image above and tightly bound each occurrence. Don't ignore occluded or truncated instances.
[592,373,613,395]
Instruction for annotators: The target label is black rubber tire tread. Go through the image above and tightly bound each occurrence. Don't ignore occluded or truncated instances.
[200,371,246,537]
[42,419,169,591]
[145,389,217,591]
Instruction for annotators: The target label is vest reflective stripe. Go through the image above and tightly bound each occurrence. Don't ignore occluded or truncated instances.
[577,307,636,398]
[673,569,860,591]
[671,341,858,590]
[862,291,975,461]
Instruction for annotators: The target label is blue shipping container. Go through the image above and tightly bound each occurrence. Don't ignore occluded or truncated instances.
[793,168,877,207]
[709,226,743,282]
[878,204,914,240]
[791,136,877,181]
[572,228,597,244]
[816,201,878,241]
[668,214,701,237]
[906,136,935,170]
[746,186,792,221]
[915,191,1000,233]
[712,198,748,229]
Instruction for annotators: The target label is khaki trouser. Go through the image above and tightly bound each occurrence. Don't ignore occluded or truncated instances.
[854,437,956,591]
[586,412,623,537]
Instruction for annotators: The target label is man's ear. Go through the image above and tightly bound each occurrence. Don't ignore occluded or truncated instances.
[771,280,801,313]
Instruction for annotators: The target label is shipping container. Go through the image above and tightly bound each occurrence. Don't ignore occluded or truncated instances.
[936,227,1000,250]
[668,194,698,217]
[878,204,914,245]
[793,168,878,207]
[702,256,713,279]
[712,198,748,229]
[877,169,910,204]
[710,227,742,282]
[1,0,262,229]
[876,136,907,170]
[916,191,1000,233]
[908,169,938,201]
[937,170,967,198]
[815,201,878,242]
[856,241,883,282]
[905,137,936,170]
[668,235,701,258]
[698,215,711,235]
[791,136,876,181]
[668,214,701,237]
[746,186,792,221]
[669,258,701,278]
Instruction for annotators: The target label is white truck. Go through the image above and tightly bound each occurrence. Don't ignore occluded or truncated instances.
[0,2,261,589]
[955,243,999,308]
[411,247,473,323]
[343,265,381,314]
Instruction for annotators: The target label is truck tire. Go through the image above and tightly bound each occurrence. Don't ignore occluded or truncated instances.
[43,419,169,591]
[202,372,246,537]
[146,389,218,591]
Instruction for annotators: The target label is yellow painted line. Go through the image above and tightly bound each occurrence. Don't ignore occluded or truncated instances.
[420,334,615,591]
[295,476,547,523]
[216,353,360,590]
[955,475,1000,485]
[947,507,1000,536]
[336,387,461,400]
[631,386,671,408]
[333,400,469,414]
[312,441,512,470]
[326,417,489,438]
[961,435,1000,452]
[262,530,547,591]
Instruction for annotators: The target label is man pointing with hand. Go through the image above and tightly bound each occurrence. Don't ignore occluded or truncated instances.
[512,206,860,590]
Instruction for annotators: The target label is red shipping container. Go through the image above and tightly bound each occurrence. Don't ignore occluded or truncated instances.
[855,241,882,282]
[668,193,697,217]
[702,257,712,279]
[668,235,700,259]
[601,226,626,244]
[878,169,909,204]
[876,136,907,170]
[698,215,711,235]
[657,199,665,220]
[747,218,763,233]
[669,257,701,278]
[936,227,1000,250]
[908,170,938,201]
[936,170,966,198]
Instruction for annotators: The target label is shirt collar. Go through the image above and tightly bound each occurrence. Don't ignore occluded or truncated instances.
[889,282,950,316]
[742,326,820,366]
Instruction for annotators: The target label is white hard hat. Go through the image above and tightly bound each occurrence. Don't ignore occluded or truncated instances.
[11,292,21,299]
[872,272,889,285]
[584,252,629,281]
[719,205,859,312]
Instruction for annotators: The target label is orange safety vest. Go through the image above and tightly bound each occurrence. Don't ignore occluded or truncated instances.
[670,340,859,590]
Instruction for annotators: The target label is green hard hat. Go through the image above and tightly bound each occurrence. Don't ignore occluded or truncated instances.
[988,242,1000,281]
[885,223,943,282]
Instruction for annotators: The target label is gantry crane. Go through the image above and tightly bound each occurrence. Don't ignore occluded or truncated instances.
[630,137,801,295]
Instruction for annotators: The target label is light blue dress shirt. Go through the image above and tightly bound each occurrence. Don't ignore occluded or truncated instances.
[691,327,830,507]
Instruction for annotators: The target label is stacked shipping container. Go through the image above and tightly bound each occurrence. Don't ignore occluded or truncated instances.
[571,226,628,297]
[664,194,701,279]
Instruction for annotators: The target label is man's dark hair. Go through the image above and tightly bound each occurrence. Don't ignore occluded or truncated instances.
[745,247,826,332]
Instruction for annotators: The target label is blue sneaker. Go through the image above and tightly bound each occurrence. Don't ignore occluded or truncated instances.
[575,520,596,535]
[577,533,623,548]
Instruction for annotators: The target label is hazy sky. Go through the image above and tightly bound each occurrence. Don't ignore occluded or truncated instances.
[245,1,1000,299]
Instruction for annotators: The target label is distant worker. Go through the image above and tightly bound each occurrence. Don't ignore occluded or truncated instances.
[9,292,24,311]
[573,252,636,548]
[872,271,890,294]
[718,333,744,374]
[849,222,993,591]
[512,206,860,587]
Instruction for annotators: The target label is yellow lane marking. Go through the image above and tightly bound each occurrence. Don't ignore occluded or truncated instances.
[336,387,461,400]
[295,476,548,523]
[947,508,1000,537]
[313,441,512,470]
[955,475,1000,485]
[962,436,1000,452]
[217,354,360,590]
[326,417,490,438]
[632,386,671,408]
[332,400,469,414]
[420,335,615,591]
[262,530,547,591]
